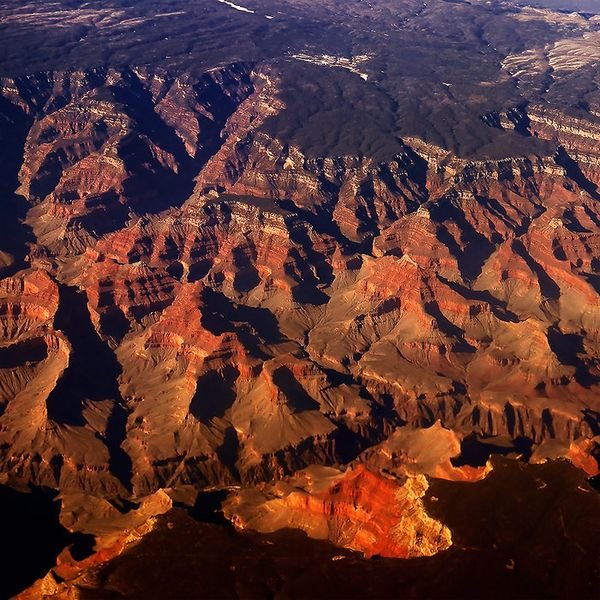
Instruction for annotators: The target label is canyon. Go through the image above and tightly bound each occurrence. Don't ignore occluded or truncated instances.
[0,0,599,597]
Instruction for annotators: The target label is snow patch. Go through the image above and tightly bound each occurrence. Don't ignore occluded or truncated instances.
[217,0,255,15]
[291,53,371,81]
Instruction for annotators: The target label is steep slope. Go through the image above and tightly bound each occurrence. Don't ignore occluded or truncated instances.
[0,57,599,495]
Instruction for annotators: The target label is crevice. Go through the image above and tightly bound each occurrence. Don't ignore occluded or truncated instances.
[46,285,132,490]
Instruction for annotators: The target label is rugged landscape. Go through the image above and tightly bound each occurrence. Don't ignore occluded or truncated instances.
[0,0,600,597]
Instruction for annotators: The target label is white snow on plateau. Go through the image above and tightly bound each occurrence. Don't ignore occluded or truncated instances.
[216,0,274,19]
[291,53,371,81]
[217,0,255,15]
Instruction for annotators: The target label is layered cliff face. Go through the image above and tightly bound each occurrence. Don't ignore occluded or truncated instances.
[18,488,174,599]
[223,465,452,559]
[2,0,600,596]
[1,64,255,256]
[1,57,599,501]
[0,271,128,494]
[12,458,599,600]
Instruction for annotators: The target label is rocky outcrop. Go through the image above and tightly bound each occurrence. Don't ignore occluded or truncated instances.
[3,0,600,595]
[18,488,173,599]
[223,465,452,559]
[1,64,255,256]
[0,271,126,494]
[0,59,599,497]
[356,422,491,482]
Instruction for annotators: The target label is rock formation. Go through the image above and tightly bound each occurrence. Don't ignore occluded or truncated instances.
[1,1,600,594]
[223,465,452,558]
[0,58,599,496]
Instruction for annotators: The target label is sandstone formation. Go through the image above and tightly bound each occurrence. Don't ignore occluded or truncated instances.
[0,58,599,497]
[223,465,452,558]
[18,488,173,599]
[355,421,492,482]
[1,0,600,597]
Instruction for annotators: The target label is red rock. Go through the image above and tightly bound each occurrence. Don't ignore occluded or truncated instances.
[223,465,452,559]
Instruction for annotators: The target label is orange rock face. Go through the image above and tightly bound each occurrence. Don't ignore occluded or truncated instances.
[356,422,492,482]
[224,465,452,559]
[0,269,67,437]
[0,59,598,498]
[17,489,173,599]
[4,2,600,597]
[565,438,600,477]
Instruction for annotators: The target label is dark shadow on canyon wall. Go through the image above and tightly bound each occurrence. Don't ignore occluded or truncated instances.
[0,484,94,598]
